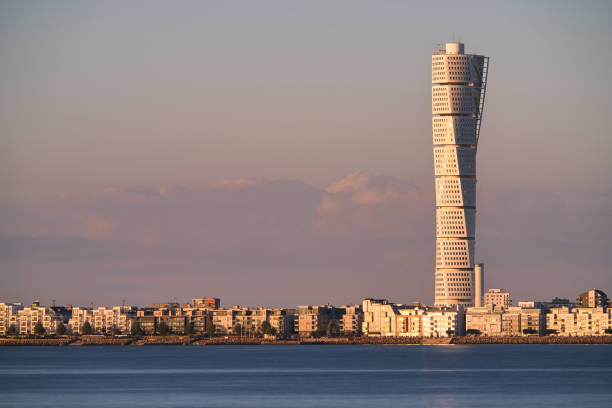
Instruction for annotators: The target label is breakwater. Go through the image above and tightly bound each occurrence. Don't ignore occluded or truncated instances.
[1,335,611,346]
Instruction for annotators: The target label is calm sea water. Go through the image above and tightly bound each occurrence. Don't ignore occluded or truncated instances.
[1,345,611,407]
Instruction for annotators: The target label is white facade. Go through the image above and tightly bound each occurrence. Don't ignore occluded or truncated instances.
[13,306,63,335]
[546,307,612,336]
[362,299,464,337]
[69,306,134,334]
[433,42,489,307]
[0,302,24,335]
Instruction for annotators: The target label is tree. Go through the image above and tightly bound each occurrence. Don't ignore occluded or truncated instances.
[466,329,481,336]
[446,329,454,336]
[205,323,216,337]
[131,321,144,336]
[259,321,276,336]
[158,321,170,336]
[326,319,340,337]
[184,322,194,336]
[604,328,612,334]
[7,324,18,336]
[545,329,558,336]
[56,323,66,336]
[111,325,121,336]
[231,323,242,335]
[34,321,46,336]
[312,329,327,338]
[81,321,93,335]
[522,329,537,335]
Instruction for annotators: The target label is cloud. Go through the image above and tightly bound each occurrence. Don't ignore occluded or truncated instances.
[0,173,610,307]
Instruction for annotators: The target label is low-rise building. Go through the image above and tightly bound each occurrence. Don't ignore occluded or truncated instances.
[297,305,336,337]
[546,306,612,336]
[0,302,23,335]
[363,299,464,337]
[12,302,65,335]
[466,305,544,336]
[192,298,220,309]
[484,289,512,308]
[339,305,363,336]
[577,289,608,308]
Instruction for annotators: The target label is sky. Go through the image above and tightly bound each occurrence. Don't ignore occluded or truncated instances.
[1,0,611,307]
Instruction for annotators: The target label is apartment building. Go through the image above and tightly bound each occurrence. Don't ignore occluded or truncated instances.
[192,298,220,309]
[297,305,336,337]
[466,305,544,336]
[546,307,612,336]
[577,289,608,308]
[0,302,23,335]
[339,305,363,336]
[364,299,463,337]
[484,289,512,308]
[10,302,65,335]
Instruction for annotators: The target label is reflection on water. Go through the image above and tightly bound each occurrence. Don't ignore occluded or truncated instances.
[1,345,611,408]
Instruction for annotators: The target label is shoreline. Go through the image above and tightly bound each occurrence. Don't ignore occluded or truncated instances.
[1,335,611,346]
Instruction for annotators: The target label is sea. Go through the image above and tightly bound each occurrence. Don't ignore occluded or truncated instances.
[1,345,611,407]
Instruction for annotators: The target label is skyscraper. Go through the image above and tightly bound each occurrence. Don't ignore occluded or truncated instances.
[432,42,489,307]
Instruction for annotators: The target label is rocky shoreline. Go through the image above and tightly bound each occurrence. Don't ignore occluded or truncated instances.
[1,335,611,346]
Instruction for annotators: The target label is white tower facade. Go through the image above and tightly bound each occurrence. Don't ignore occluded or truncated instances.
[432,42,488,307]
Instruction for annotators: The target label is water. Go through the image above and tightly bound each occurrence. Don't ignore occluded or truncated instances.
[1,345,611,407]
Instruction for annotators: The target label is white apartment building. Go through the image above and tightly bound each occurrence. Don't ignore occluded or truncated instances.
[363,299,464,337]
[13,304,63,335]
[0,302,24,335]
[546,307,612,336]
[432,42,489,307]
[466,305,544,336]
[69,306,134,334]
[484,289,512,308]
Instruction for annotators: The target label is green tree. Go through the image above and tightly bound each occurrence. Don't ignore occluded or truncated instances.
[326,319,340,337]
[604,328,612,334]
[158,321,170,336]
[205,323,216,337]
[56,323,66,336]
[7,324,18,336]
[446,329,454,336]
[231,323,242,335]
[545,329,558,336]
[111,325,121,336]
[466,329,481,336]
[81,321,93,335]
[522,329,537,335]
[34,321,46,336]
[259,321,276,336]
[312,329,327,338]
[130,321,144,336]
[184,322,194,336]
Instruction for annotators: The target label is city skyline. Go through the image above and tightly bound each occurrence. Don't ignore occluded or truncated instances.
[1,1,611,307]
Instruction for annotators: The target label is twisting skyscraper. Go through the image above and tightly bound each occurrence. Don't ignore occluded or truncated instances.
[432,42,489,307]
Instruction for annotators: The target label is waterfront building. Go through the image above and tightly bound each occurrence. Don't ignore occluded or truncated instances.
[546,307,612,336]
[192,298,220,309]
[363,299,464,337]
[0,302,23,335]
[69,306,135,334]
[362,299,399,336]
[484,289,512,308]
[297,305,336,337]
[269,308,296,338]
[12,302,64,335]
[135,306,188,334]
[432,41,489,307]
[339,305,363,336]
[466,305,544,336]
[577,289,608,308]
[68,307,93,334]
